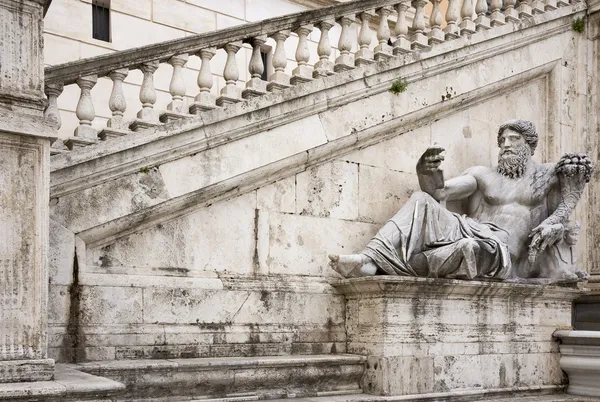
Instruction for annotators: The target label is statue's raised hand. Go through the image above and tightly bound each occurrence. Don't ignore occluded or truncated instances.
[417,145,445,175]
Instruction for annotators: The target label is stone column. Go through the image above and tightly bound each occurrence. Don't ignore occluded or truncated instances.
[0,0,55,382]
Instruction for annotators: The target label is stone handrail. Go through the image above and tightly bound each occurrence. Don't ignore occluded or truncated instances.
[43,0,579,152]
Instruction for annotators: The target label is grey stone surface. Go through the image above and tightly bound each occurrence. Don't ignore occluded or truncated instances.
[333,276,582,397]
[554,330,600,397]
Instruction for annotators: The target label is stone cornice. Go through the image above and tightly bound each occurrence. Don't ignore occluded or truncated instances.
[331,276,584,300]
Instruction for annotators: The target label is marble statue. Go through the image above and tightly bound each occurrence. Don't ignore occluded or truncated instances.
[329,120,594,282]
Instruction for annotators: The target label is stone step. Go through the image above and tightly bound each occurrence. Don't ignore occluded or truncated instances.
[0,365,124,401]
[263,393,600,402]
[75,354,365,400]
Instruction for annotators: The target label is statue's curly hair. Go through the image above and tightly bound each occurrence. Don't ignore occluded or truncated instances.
[497,119,538,154]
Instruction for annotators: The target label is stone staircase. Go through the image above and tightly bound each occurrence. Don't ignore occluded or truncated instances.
[34,0,597,402]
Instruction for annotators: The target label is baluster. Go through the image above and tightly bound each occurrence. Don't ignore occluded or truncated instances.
[66,75,98,149]
[44,83,63,131]
[490,0,506,26]
[393,1,412,54]
[375,7,393,61]
[518,0,533,18]
[429,0,445,44]
[190,47,217,114]
[161,54,191,123]
[355,11,375,66]
[460,0,476,35]
[475,0,491,30]
[243,36,268,99]
[532,0,546,14]
[217,41,243,105]
[545,0,558,10]
[130,61,160,131]
[100,68,129,140]
[444,0,461,39]
[291,25,314,85]
[504,0,519,22]
[313,19,335,77]
[267,31,291,92]
[411,0,429,49]
[45,83,66,155]
[334,15,355,72]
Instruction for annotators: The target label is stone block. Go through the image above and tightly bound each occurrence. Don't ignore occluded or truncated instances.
[158,114,327,198]
[555,330,600,397]
[79,286,143,325]
[151,0,216,33]
[318,90,394,141]
[43,33,80,65]
[258,211,378,277]
[88,193,256,275]
[296,161,359,220]
[49,219,75,286]
[358,165,419,224]
[110,12,185,50]
[51,167,170,234]
[111,0,152,19]
[257,177,296,213]
[48,285,70,325]
[44,0,92,41]
[342,126,430,174]
[143,287,343,327]
[245,0,306,22]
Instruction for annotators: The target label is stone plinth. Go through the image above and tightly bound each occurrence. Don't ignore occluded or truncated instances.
[332,277,581,397]
[554,330,600,397]
[0,124,55,382]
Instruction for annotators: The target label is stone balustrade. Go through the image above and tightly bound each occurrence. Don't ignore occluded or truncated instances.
[44,0,576,154]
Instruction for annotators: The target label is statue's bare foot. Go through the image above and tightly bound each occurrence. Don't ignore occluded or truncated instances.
[328,254,377,278]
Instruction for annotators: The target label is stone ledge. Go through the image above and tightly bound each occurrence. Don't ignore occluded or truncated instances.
[0,364,124,400]
[0,359,54,383]
[331,276,584,301]
[74,354,366,400]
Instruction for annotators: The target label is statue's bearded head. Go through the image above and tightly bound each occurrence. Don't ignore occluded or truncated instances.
[496,120,538,179]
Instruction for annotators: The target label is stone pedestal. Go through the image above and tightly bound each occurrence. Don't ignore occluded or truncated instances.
[554,330,600,397]
[0,113,55,383]
[0,0,55,383]
[332,277,581,398]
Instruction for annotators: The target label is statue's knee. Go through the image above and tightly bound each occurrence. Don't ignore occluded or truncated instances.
[410,191,434,203]
[457,238,480,254]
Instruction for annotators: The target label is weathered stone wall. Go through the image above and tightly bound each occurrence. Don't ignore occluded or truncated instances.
[46,16,591,362]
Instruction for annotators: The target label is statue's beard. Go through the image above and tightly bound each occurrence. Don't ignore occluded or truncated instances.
[497,145,530,179]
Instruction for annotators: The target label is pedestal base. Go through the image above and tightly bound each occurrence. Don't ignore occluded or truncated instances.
[332,277,581,397]
[0,359,54,383]
[554,330,600,397]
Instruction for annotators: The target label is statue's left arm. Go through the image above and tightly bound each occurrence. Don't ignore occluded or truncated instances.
[528,153,594,264]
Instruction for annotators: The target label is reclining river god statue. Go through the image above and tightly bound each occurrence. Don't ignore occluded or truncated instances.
[329,120,594,282]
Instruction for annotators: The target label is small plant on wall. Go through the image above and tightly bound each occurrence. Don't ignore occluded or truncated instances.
[572,17,585,33]
[389,78,409,95]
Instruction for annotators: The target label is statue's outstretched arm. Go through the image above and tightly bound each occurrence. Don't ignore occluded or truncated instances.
[416,145,477,203]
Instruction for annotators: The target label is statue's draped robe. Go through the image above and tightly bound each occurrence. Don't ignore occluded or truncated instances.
[363,192,512,279]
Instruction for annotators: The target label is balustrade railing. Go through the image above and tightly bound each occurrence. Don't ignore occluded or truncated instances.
[44,0,577,154]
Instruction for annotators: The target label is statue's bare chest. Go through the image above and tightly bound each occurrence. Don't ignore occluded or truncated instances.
[476,170,550,207]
